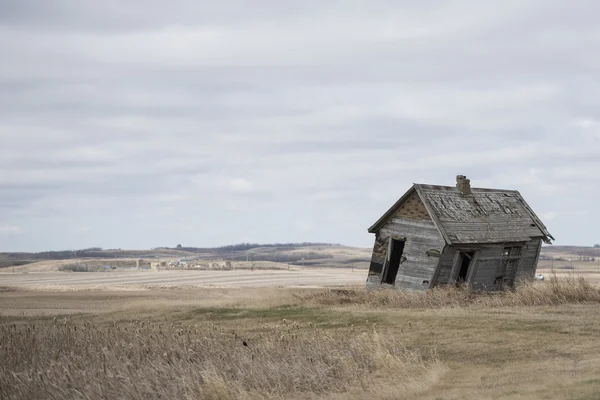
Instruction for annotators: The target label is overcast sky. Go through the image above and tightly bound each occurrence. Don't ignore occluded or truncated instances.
[1,1,599,252]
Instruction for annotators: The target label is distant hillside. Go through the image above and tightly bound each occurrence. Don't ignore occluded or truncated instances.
[2,243,598,272]
[0,248,194,269]
[0,243,352,269]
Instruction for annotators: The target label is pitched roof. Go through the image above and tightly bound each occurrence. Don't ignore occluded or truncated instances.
[368,183,554,245]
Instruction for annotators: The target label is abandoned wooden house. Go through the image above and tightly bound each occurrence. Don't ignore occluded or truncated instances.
[366,175,554,291]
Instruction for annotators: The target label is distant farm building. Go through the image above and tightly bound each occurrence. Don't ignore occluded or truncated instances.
[366,175,554,291]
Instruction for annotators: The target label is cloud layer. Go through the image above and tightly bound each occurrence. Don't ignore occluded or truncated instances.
[1,0,599,251]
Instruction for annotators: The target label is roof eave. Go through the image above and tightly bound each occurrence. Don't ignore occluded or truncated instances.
[413,184,453,244]
[513,191,555,244]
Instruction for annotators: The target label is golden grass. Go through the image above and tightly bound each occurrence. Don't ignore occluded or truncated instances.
[0,318,440,399]
[298,272,600,308]
[2,276,600,399]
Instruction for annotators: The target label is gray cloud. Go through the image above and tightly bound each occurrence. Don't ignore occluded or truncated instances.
[1,0,599,251]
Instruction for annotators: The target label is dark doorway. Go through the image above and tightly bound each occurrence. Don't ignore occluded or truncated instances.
[457,252,474,283]
[382,239,406,284]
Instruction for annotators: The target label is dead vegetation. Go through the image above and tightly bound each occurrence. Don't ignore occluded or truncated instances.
[298,272,600,308]
[0,318,440,400]
[2,276,600,399]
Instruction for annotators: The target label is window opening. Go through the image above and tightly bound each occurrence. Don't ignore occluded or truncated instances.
[496,246,522,289]
[382,239,406,285]
[457,252,474,283]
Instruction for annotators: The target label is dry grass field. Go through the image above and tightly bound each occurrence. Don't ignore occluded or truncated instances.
[2,276,600,399]
[0,268,368,291]
[537,260,600,285]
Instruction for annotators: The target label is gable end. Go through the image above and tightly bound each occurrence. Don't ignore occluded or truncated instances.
[368,186,434,233]
[393,191,431,221]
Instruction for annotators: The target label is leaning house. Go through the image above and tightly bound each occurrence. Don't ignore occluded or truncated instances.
[366,175,554,291]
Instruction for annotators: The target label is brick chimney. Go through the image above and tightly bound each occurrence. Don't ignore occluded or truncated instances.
[456,175,471,196]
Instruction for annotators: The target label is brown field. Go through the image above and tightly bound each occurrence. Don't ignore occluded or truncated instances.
[0,268,368,291]
[537,259,600,285]
[2,275,600,399]
[2,257,599,291]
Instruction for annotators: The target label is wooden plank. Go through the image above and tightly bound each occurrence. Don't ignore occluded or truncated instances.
[473,260,501,287]
[396,276,431,287]
[476,247,503,258]
[403,241,445,253]
[371,237,387,264]
[399,275,436,285]
[516,239,542,281]
[442,227,543,237]
[382,228,440,240]
[448,251,462,284]
[401,270,436,280]
[440,225,536,234]
[441,242,528,249]
[381,232,440,243]
[437,217,538,225]
[394,280,424,291]
[400,257,439,273]
[441,217,541,226]
[442,229,543,238]
[375,228,442,260]
[436,249,455,284]
[403,262,438,274]
[442,225,541,233]
[478,256,523,261]
[385,236,393,262]
[400,254,439,265]
[382,220,438,232]
[386,222,440,233]
[450,234,533,244]
[389,218,438,229]
[399,275,435,284]
[466,251,480,285]
[366,274,381,288]
[429,252,445,288]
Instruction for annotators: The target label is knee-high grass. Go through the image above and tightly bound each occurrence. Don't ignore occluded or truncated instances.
[0,318,440,399]
[299,273,600,308]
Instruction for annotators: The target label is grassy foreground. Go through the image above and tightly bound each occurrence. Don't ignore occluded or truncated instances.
[1,276,600,399]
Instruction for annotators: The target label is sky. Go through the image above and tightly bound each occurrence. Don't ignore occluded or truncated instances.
[1,0,599,252]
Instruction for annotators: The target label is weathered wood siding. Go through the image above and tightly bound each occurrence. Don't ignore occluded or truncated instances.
[432,239,542,290]
[382,219,445,291]
[433,245,456,285]
[432,245,503,288]
[367,192,434,288]
[470,247,504,290]
[366,232,387,286]
[367,209,445,290]
[515,239,542,282]
[471,240,541,289]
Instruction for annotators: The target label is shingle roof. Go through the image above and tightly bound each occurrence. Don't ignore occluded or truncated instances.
[368,184,554,245]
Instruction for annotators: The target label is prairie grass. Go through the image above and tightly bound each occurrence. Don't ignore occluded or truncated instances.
[298,273,600,308]
[2,275,600,399]
[0,317,441,399]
